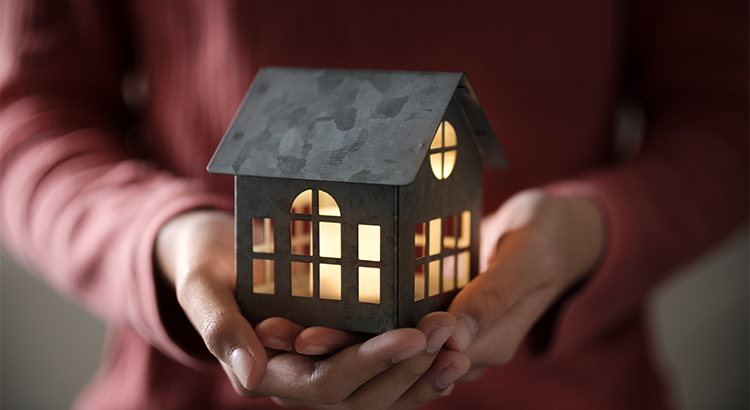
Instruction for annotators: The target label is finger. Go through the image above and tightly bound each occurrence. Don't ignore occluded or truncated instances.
[342,312,457,409]
[295,326,369,355]
[460,366,486,383]
[449,274,561,366]
[176,268,267,390]
[391,350,471,410]
[256,327,427,404]
[255,317,305,352]
[446,231,548,354]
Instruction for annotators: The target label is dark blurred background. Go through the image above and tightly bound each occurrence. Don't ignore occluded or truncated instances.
[1,227,748,410]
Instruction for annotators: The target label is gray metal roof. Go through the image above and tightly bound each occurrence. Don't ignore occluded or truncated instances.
[208,67,506,185]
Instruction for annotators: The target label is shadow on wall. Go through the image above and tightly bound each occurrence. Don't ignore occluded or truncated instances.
[0,227,748,410]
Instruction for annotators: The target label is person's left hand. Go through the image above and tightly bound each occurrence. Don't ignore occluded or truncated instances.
[445,189,606,381]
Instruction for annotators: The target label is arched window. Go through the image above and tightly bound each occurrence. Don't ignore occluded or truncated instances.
[290,189,342,300]
[429,120,457,180]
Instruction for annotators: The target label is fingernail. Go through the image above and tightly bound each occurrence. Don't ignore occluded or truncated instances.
[298,344,334,355]
[229,347,255,389]
[426,325,454,354]
[264,336,292,351]
[436,365,467,389]
[453,315,478,353]
[391,345,424,364]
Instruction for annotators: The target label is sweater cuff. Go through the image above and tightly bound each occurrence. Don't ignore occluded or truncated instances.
[526,177,645,358]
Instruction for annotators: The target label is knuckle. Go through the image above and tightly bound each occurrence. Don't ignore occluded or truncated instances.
[401,362,428,380]
[314,390,347,406]
[307,363,349,406]
[199,312,235,356]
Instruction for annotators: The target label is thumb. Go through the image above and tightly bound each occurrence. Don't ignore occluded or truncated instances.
[446,237,532,355]
[157,210,268,391]
[177,270,269,391]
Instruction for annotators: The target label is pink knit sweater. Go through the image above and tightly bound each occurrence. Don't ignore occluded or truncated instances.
[1,1,747,409]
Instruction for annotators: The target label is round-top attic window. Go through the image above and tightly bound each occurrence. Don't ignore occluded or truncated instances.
[429,120,457,179]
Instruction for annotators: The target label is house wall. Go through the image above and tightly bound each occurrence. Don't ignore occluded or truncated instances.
[396,98,483,328]
[235,175,399,333]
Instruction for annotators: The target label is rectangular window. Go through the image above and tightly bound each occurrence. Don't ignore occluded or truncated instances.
[291,261,312,297]
[442,255,455,292]
[414,264,425,301]
[429,218,442,256]
[358,225,380,262]
[291,220,313,256]
[252,259,274,294]
[319,264,341,300]
[319,222,341,258]
[415,223,426,259]
[429,260,440,296]
[458,211,471,249]
[358,267,380,304]
[457,251,471,288]
[443,215,456,250]
[252,218,274,253]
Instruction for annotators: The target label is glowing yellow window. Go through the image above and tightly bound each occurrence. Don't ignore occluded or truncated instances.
[289,189,342,300]
[252,218,274,253]
[320,264,341,300]
[429,120,457,179]
[253,259,274,294]
[429,218,442,256]
[414,264,426,301]
[359,267,380,304]
[359,225,380,262]
[457,251,471,288]
[428,260,441,297]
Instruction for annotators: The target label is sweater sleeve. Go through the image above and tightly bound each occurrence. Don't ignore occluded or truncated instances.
[0,0,231,367]
[539,0,748,357]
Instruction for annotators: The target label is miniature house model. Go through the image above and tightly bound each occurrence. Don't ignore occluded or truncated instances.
[208,68,506,334]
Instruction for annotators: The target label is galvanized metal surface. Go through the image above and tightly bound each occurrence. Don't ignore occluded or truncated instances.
[210,67,504,333]
[236,176,400,334]
[396,98,483,329]
[208,67,506,185]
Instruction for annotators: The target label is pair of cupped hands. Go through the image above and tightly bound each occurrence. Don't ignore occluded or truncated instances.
[156,189,605,409]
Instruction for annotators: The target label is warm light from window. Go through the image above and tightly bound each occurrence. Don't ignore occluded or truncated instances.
[443,255,455,292]
[429,121,457,179]
[359,267,380,304]
[319,190,341,216]
[291,261,312,297]
[458,211,471,248]
[319,222,341,258]
[457,251,470,288]
[320,264,341,300]
[415,223,426,259]
[414,264,425,301]
[429,260,440,296]
[253,259,274,294]
[358,225,380,262]
[291,189,312,214]
[429,218,442,256]
[252,218,274,253]
[291,220,312,256]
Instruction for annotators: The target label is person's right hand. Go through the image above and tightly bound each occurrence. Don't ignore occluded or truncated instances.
[156,209,469,409]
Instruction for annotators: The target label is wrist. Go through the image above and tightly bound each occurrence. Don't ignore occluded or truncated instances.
[558,195,607,284]
[155,209,233,287]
